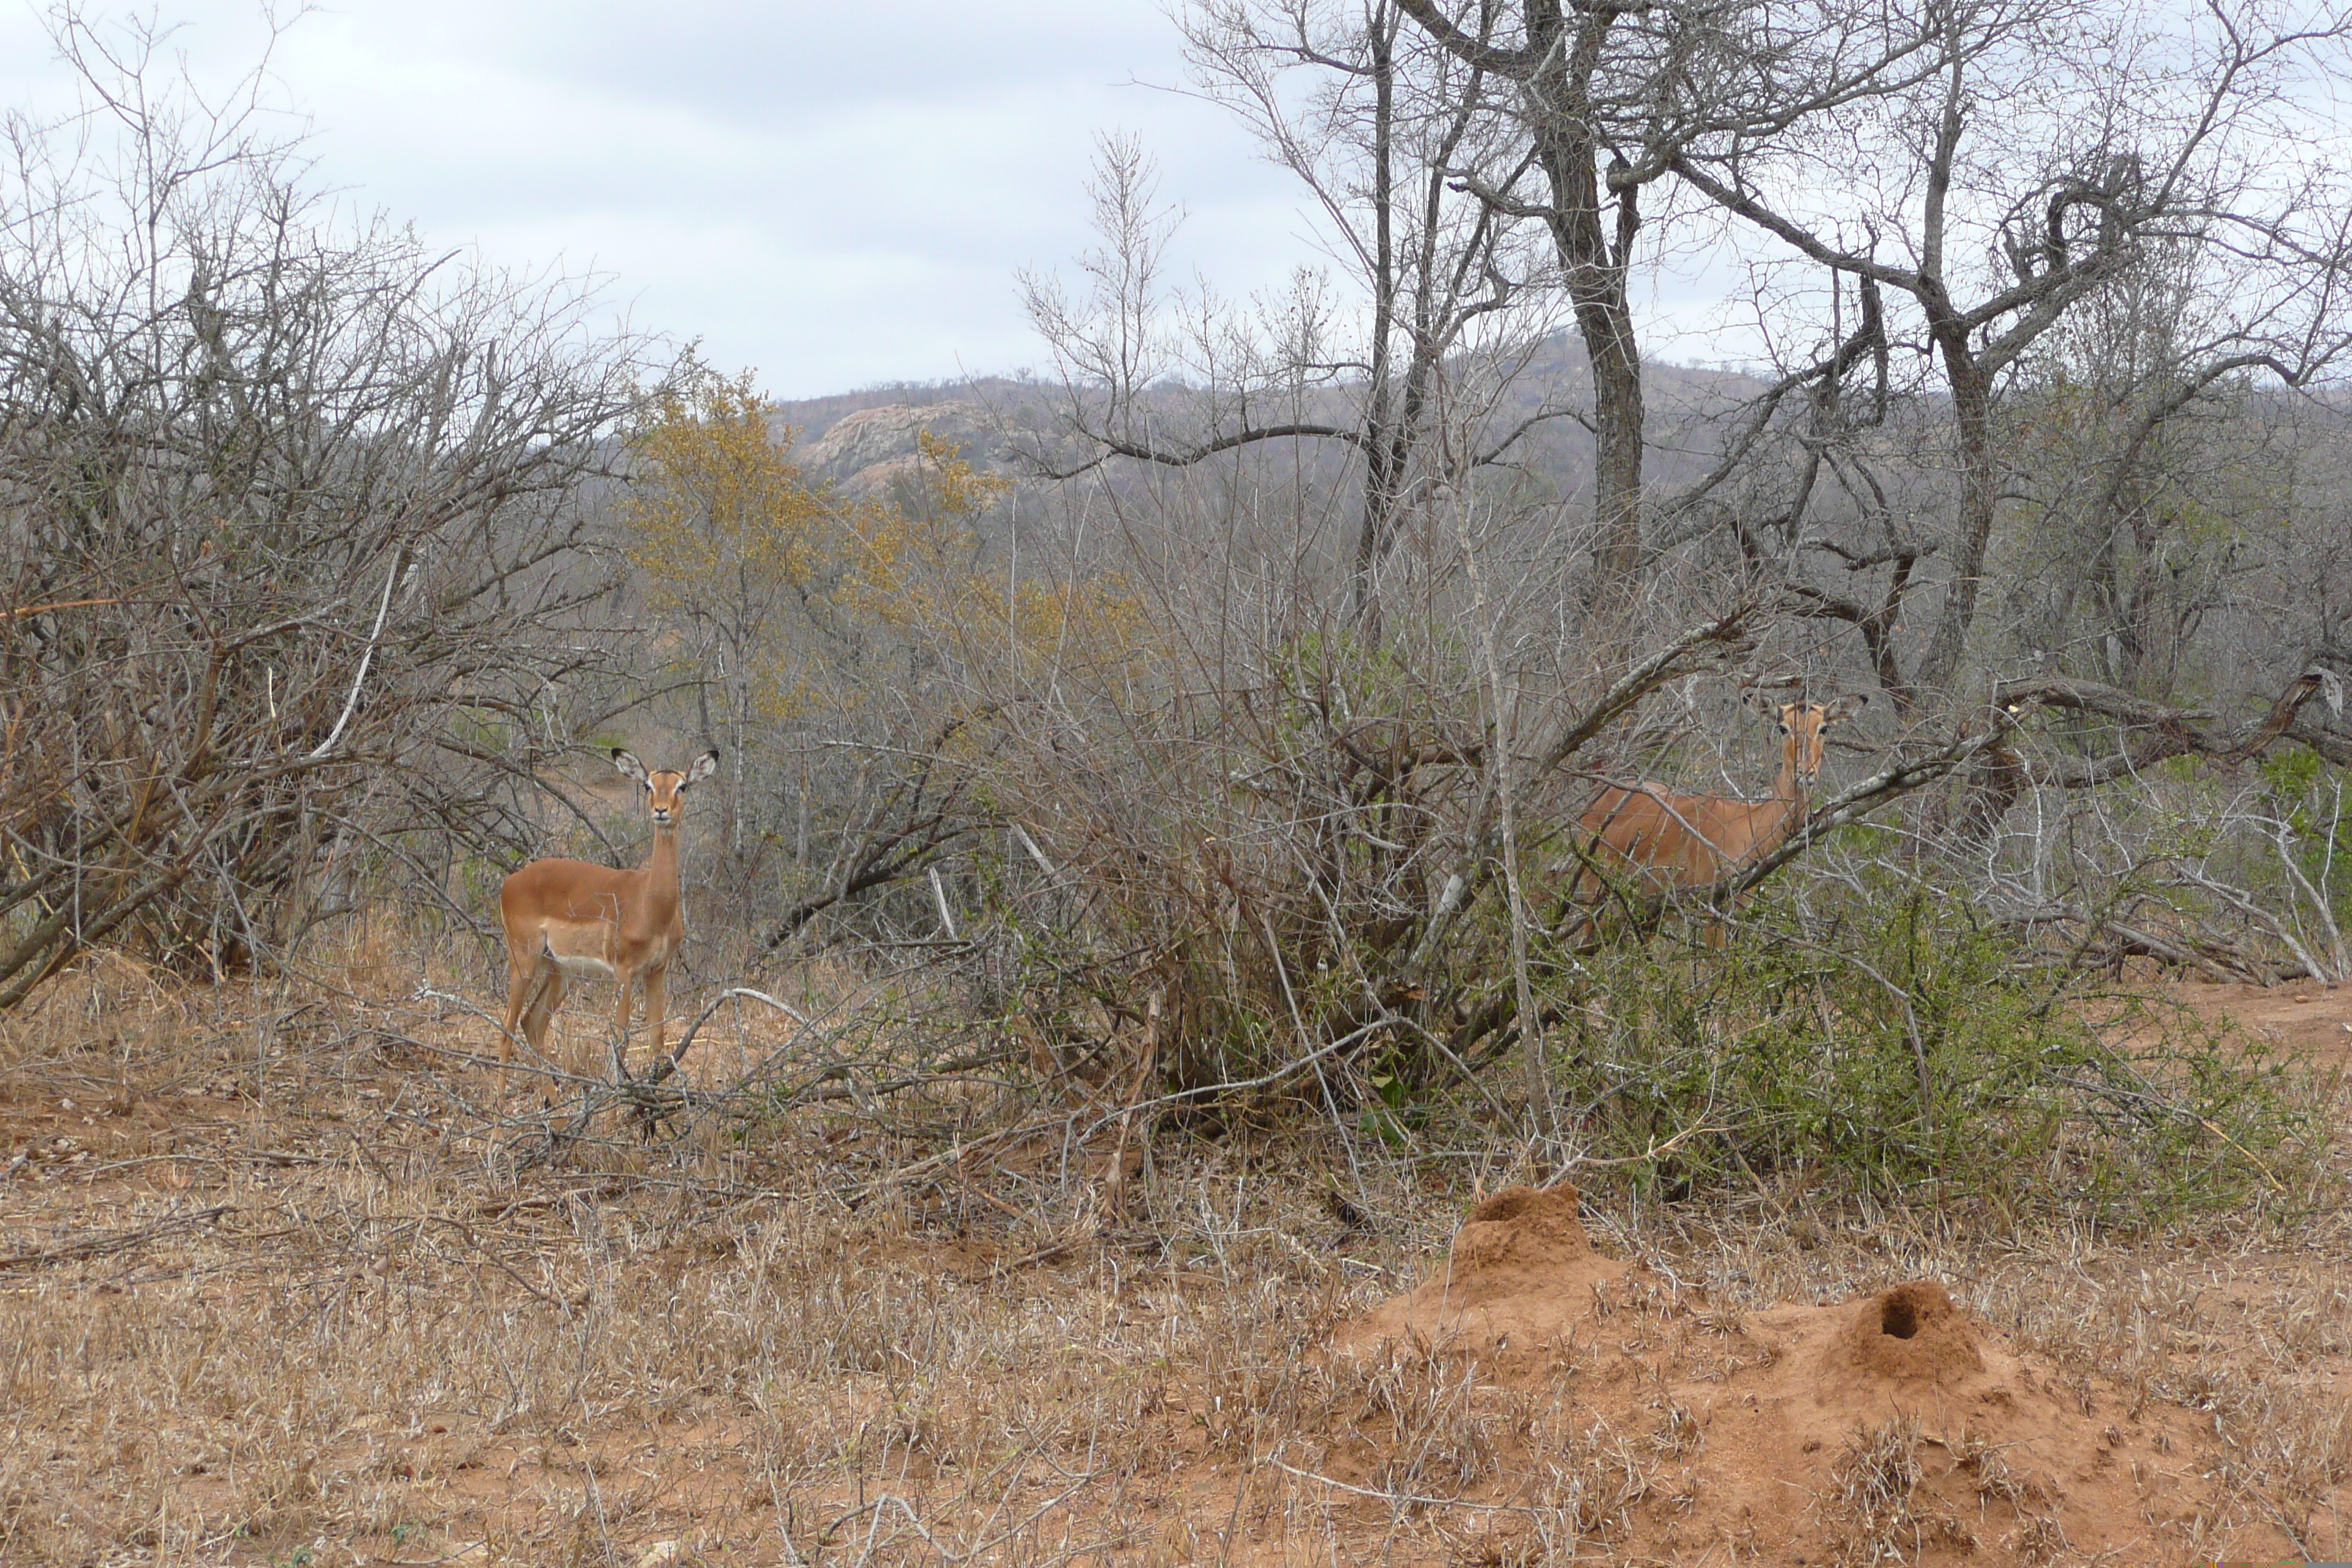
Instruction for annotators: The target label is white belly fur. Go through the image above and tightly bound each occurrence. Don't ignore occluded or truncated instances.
[536,921,622,981]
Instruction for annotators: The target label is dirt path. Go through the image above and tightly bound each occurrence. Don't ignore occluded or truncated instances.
[2170,975,2352,1069]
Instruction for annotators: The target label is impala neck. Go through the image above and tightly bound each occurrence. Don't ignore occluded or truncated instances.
[641,820,685,916]
[1768,744,1810,845]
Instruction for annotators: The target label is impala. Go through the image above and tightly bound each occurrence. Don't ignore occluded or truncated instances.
[1564,691,1866,935]
[497,747,720,1067]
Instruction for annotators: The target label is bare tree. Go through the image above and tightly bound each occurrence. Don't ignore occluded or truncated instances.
[1019,0,1569,636]
[0,9,663,1004]
[1659,0,2352,698]
[1391,0,1667,592]
[1393,0,1948,605]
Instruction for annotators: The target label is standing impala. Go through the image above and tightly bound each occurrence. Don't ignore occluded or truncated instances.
[497,747,719,1067]
[1564,692,1866,935]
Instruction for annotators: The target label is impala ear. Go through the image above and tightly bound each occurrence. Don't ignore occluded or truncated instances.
[683,748,720,787]
[1821,693,1871,725]
[1740,688,1782,718]
[611,748,650,787]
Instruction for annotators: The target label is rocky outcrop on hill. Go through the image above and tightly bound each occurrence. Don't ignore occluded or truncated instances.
[791,399,1006,496]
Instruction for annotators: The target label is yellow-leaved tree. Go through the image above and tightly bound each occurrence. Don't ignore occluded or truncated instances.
[622,370,840,856]
[841,429,1147,686]
[620,371,1154,954]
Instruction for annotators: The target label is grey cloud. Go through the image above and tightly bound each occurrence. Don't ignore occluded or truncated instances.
[1,2,1316,394]
[444,0,1183,127]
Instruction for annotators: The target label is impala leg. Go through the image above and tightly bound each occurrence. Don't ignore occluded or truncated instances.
[613,968,637,1079]
[643,965,670,1073]
[500,948,532,1063]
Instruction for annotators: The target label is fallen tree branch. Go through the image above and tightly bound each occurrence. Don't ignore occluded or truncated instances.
[0,1205,233,1271]
[1997,902,2266,984]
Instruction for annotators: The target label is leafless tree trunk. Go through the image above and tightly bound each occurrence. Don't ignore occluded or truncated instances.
[1662,0,2352,700]
[1395,0,1654,597]
[1019,1,1569,637]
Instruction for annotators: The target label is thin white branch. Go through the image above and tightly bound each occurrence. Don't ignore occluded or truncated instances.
[305,551,401,761]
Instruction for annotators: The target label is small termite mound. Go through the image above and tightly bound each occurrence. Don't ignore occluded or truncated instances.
[1341,1183,1625,1356]
[1820,1280,1986,1390]
[1447,1183,1595,1283]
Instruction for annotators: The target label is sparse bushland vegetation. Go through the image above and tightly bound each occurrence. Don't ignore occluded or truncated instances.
[0,9,663,1006]
[4,938,2348,1564]
[1537,877,2325,1224]
[8,0,2352,1562]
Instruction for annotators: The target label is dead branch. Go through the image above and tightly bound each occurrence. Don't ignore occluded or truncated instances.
[1992,660,2348,785]
[0,1206,234,1272]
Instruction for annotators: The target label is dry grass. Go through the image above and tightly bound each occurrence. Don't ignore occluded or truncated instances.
[3,926,2350,1565]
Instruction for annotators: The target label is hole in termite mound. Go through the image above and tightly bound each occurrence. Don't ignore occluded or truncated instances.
[1821,1281,1983,1388]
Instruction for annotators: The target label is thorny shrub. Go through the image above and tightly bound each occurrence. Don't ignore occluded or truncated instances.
[1529,874,2325,1224]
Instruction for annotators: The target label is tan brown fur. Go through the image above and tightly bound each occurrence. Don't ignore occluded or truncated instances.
[1568,694,1864,932]
[497,747,718,1067]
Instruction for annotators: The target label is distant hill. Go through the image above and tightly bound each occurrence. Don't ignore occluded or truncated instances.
[766,335,1776,498]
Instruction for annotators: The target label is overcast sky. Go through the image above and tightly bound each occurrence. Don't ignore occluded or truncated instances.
[0,1,1313,397]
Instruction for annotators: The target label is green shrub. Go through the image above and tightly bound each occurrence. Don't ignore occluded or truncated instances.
[1533,881,2325,1225]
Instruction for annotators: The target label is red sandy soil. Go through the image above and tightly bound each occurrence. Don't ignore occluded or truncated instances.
[4,970,2348,1565]
[1300,1183,2311,1565]
[2168,976,2352,1070]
